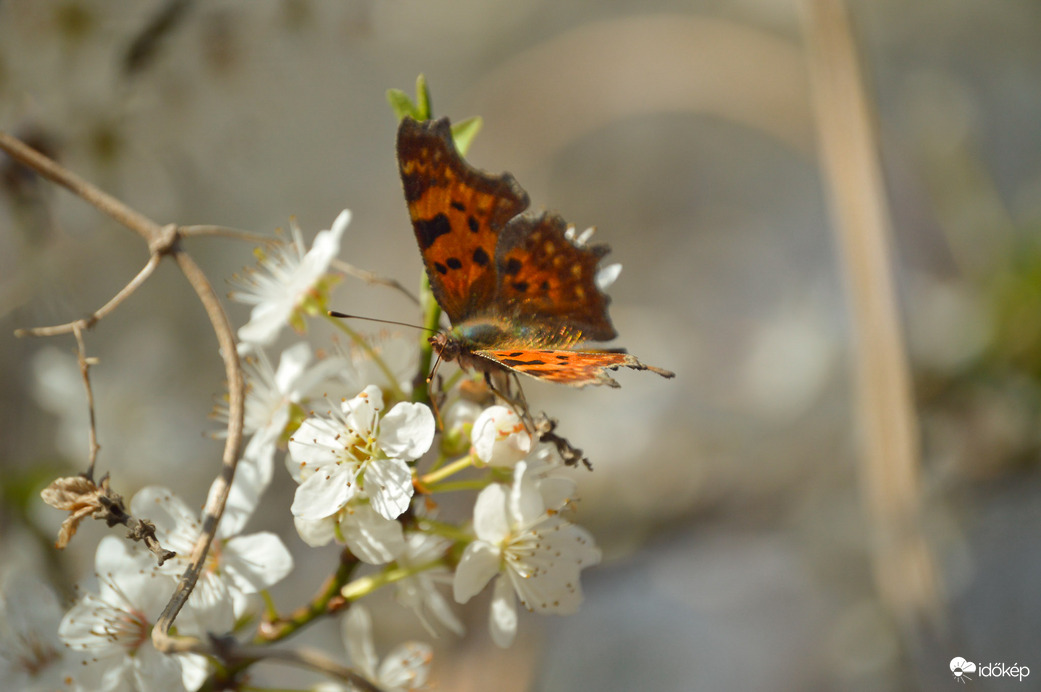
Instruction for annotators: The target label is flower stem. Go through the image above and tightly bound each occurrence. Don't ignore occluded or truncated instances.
[423,478,489,494]
[255,548,359,643]
[412,271,442,406]
[340,559,444,601]
[418,453,474,486]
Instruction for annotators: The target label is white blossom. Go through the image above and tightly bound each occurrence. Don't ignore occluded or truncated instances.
[0,571,80,691]
[59,537,195,692]
[394,533,465,637]
[288,385,434,524]
[294,502,405,564]
[131,486,293,633]
[334,333,417,398]
[453,462,601,648]
[344,606,432,692]
[231,209,351,349]
[470,405,531,468]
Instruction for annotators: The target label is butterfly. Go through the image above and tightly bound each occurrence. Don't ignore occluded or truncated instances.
[396,116,674,405]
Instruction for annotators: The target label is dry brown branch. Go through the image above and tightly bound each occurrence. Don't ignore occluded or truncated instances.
[0,128,247,652]
[71,323,101,478]
[234,645,383,692]
[40,474,175,564]
[179,224,279,245]
[14,253,163,338]
[152,248,246,653]
[332,258,419,305]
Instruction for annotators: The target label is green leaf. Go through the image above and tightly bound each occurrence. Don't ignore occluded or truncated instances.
[450,116,483,156]
[386,89,419,122]
[387,74,434,123]
[414,74,432,120]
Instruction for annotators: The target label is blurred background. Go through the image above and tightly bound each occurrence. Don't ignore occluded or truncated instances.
[2,0,1040,690]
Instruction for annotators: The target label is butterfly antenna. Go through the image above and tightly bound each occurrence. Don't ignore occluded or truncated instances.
[328,311,438,333]
[426,349,446,430]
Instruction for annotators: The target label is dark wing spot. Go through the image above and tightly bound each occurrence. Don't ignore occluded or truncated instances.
[540,280,550,291]
[519,368,553,377]
[504,258,522,275]
[450,200,465,211]
[472,247,490,266]
[556,354,570,360]
[446,257,463,270]
[400,172,425,203]
[512,281,529,293]
[434,262,448,274]
[467,216,479,232]
[414,214,452,249]
[507,351,523,357]
[500,358,546,367]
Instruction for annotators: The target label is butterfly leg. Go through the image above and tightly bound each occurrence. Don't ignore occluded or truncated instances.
[484,370,591,468]
[480,369,536,432]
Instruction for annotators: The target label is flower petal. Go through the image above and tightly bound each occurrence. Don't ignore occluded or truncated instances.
[378,402,435,460]
[339,504,406,564]
[453,541,501,604]
[489,576,518,648]
[365,457,414,520]
[343,605,378,680]
[507,462,545,527]
[293,515,336,547]
[471,405,530,467]
[221,532,294,592]
[290,466,356,520]
[471,483,510,543]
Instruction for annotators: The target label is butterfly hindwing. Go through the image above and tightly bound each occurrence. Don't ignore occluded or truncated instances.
[477,349,659,387]
[496,212,617,342]
[397,117,529,323]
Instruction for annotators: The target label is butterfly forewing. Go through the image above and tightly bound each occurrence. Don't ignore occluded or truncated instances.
[397,117,529,323]
[496,212,617,342]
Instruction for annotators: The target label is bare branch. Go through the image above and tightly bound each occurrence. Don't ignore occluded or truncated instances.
[152,248,246,653]
[332,258,419,305]
[236,645,383,692]
[71,324,101,479]
[15,252,162,338]
[0,131,167,246]
[40,474,176,564]
[0,129,247,652]
[179,224,279,245]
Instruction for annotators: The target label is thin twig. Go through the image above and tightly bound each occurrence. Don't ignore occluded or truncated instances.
[71,324,101,479]
[331,258,419,305]
[179,224,279,245]
[14,253,163,338]
[0,128,247,652]
[257,548,359,643]
[153,248,246,653]
[236,645,383,692]
[0,131,166,245]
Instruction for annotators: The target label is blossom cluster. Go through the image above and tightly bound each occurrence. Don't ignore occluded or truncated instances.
[15,209,602,692]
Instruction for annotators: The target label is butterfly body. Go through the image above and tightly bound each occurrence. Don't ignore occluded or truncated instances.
[398,116,674,391]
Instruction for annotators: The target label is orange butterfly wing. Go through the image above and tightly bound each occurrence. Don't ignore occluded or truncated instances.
[397,117,528,323]
[495,212,616,342]
[476,349,673,388]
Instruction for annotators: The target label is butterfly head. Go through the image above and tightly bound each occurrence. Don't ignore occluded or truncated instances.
[428,331,459,362]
